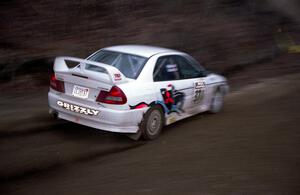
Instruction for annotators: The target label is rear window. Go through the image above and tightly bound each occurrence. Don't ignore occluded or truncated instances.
[87,50,147,79]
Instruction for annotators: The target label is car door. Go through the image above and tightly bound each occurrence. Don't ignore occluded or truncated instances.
[174,55,214,114]
[153,55,201,124]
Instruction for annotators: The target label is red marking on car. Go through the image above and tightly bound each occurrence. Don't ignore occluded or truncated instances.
[129,102,151,109]
[165,91,174,104]
[135,103,148,109]
[114,73,122,81]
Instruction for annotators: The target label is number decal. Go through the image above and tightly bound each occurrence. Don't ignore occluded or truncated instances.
[194,80,205,103]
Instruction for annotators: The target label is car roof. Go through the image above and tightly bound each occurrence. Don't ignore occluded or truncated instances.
[102,45,178,58]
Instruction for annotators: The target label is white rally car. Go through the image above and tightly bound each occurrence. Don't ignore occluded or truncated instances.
[48,45,228,140]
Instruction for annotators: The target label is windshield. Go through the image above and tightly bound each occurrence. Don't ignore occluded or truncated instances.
[87,50,148,79]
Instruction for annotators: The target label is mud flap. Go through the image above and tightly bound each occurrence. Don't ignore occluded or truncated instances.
[125,130,142,140]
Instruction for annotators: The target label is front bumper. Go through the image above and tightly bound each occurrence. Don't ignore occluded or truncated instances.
[48,91,147,133]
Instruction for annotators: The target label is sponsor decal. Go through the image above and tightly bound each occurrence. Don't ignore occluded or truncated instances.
[194,80,205,103]
[166,64,178,72]
[129,84,186,117]
[114,73,122,81]
[158,84,185,114]
[57,101,99,116]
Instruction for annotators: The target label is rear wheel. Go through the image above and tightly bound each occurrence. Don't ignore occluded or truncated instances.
[140,105,164,140]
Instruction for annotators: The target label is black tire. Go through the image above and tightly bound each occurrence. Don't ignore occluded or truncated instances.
[209,89,224,113]
[139,105,164,140]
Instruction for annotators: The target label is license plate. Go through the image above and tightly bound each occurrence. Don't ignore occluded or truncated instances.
[72,85,89,99]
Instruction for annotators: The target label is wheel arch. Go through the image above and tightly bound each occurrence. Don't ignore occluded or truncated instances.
[148,102,166,124]
[215,83,229,95]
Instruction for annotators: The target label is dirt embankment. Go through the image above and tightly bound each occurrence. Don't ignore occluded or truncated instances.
[1,0,299,86]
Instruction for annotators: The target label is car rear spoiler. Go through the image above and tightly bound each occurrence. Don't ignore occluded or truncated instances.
[54,56,128,84]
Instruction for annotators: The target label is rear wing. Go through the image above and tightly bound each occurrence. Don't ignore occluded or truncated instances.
[54,56,128,84]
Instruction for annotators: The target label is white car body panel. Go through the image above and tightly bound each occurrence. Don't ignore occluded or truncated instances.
[48,45,228,134]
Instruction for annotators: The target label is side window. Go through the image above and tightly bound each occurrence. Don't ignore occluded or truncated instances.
[175,56,203,79]
[153,56,180,82]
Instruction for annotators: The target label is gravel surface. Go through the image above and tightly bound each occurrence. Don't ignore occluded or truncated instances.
[1,55,300,194]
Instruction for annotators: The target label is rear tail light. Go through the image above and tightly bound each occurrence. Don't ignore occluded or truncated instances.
[96,86,127,104]
[50,73,65,93]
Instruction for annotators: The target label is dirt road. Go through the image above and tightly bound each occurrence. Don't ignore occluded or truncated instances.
[1,58,300,194]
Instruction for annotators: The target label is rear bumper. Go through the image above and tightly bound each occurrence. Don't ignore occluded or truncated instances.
[48,91,147,133]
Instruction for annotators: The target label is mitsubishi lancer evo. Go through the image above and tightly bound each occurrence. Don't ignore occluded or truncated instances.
[48,45,229,140]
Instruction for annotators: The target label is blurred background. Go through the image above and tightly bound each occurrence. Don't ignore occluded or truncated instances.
[1,1,300,194]
[0,0,299,89]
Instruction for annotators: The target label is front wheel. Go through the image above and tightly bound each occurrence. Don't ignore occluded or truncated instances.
[139,105,164,140]
[209,90,224,113]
